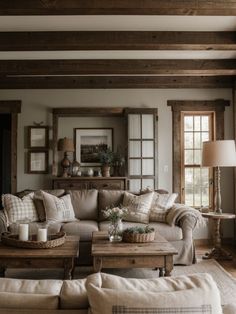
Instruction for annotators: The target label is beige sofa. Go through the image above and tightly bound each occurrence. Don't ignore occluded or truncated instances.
[0,273,234,314]
[0,189,200,265]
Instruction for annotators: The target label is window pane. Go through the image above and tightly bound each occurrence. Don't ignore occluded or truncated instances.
[142,115,154,139]
[129,115,141,139]
[142,159,154,175]
[184,116,193,131]
[194,149,201,164]
[184,133,193,149]
[129,179,141,192]
[185,168,194,206]
[130,141,141,158]
[194,116,201,131]
[142,141,154,157]
[202,132,209,144]
[185,150,193,164]
[142,179,155,190]
[202,116,209,131]
[129,159,141,175]
[194,132,201,149]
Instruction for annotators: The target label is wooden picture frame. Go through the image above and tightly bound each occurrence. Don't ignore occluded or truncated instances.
[28,126,49,149]
[75,128,113,166]
[28,150,48,174]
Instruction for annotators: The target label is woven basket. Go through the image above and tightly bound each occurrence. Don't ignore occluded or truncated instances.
[122,231,155,243]
[1,231,66,249]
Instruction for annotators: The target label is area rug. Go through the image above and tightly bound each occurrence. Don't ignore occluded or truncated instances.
[6,259,236,306]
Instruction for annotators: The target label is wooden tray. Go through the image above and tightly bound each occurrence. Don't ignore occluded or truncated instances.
[1,231,66,249]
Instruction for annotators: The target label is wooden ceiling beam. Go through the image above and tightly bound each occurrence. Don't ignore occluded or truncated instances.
[0,0,236,15]
[1,31,235,51]
[1,59,236,76]
[0,76,233,89]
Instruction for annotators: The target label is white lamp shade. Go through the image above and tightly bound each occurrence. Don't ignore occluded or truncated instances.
[202,140,236,167]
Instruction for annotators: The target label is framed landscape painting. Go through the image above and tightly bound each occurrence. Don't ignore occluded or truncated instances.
[75,128,113,166]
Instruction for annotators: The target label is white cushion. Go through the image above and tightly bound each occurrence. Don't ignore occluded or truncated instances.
[123,191,154,224]
[86,272,222,314]
[149,192,178,222]
[2,193,38,224]
[41,191,76,223]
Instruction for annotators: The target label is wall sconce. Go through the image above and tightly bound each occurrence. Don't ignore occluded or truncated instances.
[58,137,74,178]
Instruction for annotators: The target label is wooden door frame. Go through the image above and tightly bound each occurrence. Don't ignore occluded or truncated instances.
[167,99,229,202]
[0,101,21,193]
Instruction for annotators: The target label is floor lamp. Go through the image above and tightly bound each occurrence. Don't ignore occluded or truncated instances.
[201,140,236,214]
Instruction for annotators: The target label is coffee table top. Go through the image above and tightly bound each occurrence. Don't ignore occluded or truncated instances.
[92,231,178,257]
[0,235,79,258]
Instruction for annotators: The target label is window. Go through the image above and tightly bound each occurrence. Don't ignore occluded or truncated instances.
[181,112,214,208]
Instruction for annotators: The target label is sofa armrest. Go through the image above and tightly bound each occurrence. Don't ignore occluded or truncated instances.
[178,214,198,240]
[0,210,8,239]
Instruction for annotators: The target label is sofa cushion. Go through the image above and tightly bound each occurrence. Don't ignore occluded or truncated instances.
[61,220,98,241]
[41,191,76,223]
[33,189,65,222]
[0,278,63,310]
[123,191,154,224]
[99,221,182,241]
[149,192,178,223]
[86,273,222,314]
[2,193,38,224]
[98,190,125,221]
[60,279,88,309]
[69,190,98,220]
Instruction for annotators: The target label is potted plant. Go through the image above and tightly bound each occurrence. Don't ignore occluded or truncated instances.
[98,147,114,177]
[122,225,155,243]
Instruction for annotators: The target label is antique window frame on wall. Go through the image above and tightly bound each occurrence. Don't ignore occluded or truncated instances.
[74,128,113,166]
[28,126,49,149]
[28,150,49,174]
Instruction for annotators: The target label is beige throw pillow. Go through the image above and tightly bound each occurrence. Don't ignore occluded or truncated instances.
[123,191,154,224]
[41,191,76,223]
[86,273,222,314]
[149,192,178,223]
[2,193,38,224]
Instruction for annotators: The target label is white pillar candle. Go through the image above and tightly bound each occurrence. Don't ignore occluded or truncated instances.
[19,224,29,241]
[37,228,47,242]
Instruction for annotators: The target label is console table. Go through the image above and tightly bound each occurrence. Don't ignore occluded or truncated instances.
[202,212,235,260]
[52,177,127,190]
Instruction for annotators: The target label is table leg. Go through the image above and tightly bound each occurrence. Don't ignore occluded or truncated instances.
[93,257,102,272]
[203,218,233,260]
[164,256,173,277]
[63,258,74,280]
[159,268,164,277]
[0,266,6,277]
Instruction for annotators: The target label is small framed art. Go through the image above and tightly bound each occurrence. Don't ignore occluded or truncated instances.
[28,151,48,174]
[28,126,49,149]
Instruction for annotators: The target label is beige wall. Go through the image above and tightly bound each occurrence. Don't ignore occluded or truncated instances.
[0,88,234,238]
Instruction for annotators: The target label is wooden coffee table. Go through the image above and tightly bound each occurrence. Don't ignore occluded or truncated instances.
[92,231,178,276]
[0,235,79,280]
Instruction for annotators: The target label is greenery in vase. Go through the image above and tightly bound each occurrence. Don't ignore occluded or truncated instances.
[102,206,127,223]
[98,147,114,166]
[123,225,155,234]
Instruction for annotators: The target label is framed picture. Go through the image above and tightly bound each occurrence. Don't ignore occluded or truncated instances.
[75,128,113,166]
[28,151,48,174]
[28,126,49,149]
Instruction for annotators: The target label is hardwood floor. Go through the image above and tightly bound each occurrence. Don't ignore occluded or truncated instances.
[196,244,236,278]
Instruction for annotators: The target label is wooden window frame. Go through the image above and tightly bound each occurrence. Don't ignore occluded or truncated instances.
[167,100,229,203]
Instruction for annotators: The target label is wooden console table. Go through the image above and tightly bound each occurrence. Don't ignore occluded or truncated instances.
[52,176,127,190]
[202,212,235,260]
[0,236,79,279]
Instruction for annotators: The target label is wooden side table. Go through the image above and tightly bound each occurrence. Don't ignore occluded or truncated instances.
[202,212,235,260]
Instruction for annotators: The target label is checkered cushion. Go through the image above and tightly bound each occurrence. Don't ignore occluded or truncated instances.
[2,193,38,224]
[149,193,178,223]
[123,191,154,224]
[112,305,212,313]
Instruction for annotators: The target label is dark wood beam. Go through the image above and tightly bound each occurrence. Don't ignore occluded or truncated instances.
[1,31,236,51]
[0,76,233,89]
[1,59,236,76]
[52,107,124,117]
[0,0,236,15]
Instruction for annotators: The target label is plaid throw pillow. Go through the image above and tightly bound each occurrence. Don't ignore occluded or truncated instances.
[149,193,178,223]
[2,193,38,224]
